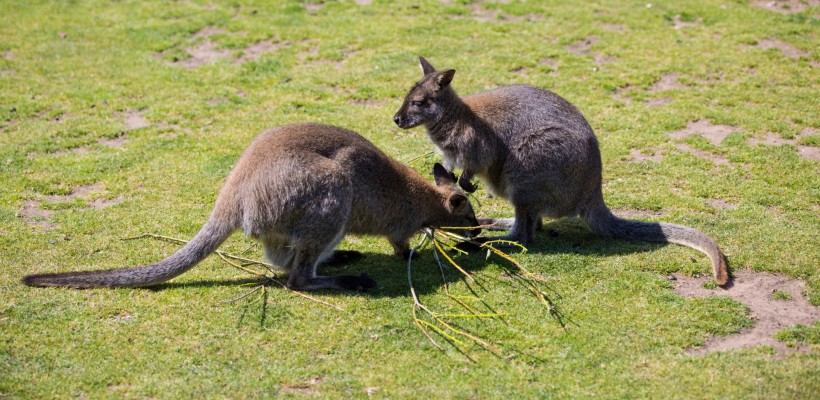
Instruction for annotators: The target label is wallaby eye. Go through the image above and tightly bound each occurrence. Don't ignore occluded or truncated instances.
[410,100,425,107]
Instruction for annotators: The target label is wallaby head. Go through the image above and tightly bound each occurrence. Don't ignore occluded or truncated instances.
[431,162,481,238]
[393,57,456,129]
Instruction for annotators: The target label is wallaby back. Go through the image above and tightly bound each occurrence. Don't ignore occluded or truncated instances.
[394,57,728,286]
[22,123,479,291]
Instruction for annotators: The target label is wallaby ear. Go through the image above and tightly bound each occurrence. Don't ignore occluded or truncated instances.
[433,163,455,186]
[436,69,456,88]
[447,193,469,213]
[419,56,437,75]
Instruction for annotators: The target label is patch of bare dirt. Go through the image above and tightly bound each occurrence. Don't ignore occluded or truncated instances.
[753,0,819,14]
[707,199,738,210]
[347,99,381,107]
[52,147,90,157]
[599,23,626,32]
[755,39,808,59]
[354,0,372,5]
[646,97,673,107]
[305,3,323,14]
[98,134,128,148]
[671,15,703,29]
[674,269,820,356]
[674,143,730,165]
[629,148,664,162]
[120,110,150,131]
[281,377,324,395]
[565,36,599,56]
[612,86,633,105]
[669,120,737,146]
[648,72,686,93]
[49,113,75,122]
[19,184,123,230]
[3,50,16,59]
[20,200,57,230]
[593,53,615,65]
[612,208,667,218]
[749,131,820,161]
[462,2,539,23]
[237,40,289,63]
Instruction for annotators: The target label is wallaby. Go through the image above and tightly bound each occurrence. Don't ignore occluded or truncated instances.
[22,123,480,291]
[392,57,728,286]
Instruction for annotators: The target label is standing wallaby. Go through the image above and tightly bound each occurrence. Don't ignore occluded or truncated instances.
[392,57,728,286]
[22,123,480,291]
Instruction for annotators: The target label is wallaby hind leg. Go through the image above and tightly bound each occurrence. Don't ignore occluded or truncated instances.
[321,250,365,266]
[286,247,376,291]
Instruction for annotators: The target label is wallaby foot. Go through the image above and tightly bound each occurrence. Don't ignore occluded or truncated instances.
[287,273,377,291]
[322,250,365,266]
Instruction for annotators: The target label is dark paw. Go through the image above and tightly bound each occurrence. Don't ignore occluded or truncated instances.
[457,176,478,193]
[338,273,377,291]
[323,250,365,266]
[455,239,483,253]
[401,250,421,260]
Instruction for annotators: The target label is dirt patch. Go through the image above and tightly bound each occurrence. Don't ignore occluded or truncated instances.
[162,27,288,68]
[465,2,538,23]
[646,97,673,107]
[49,113,74,122]
[674,143,730,165]
[612,208,667,218]
[3,50,16,59]
[749,131,820,161]
[599,23,626,32]
[612,86,633,105]
[98,134,128,148]
[20,184,123,230]
[669,120,737,146]
[52,146,90,157]
[305,3,323,14]
[565,36,599,56]
[354,0,372,4]
[237,40,289,63]
[755,39,807,59]
[20,200,57,230]
[120,110,150,131]
[347,99,381,107]
[593,53,615,65]
[281,377,324,395]
[707,199,738,210]
[648,72,686,93]
[753,0,819,14]
[671,15,703,29]
[674,269,820,356]
[629,148,664,162]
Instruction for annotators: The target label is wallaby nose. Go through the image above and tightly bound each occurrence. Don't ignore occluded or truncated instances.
[392,114,401,126]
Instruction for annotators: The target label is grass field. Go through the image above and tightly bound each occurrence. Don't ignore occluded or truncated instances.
[1,0,819,398]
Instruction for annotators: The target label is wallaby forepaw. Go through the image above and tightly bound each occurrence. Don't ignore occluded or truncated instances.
[323,250,365,266]
[455,240,483,253]
[339,273,377,291]
[458,176,478,193]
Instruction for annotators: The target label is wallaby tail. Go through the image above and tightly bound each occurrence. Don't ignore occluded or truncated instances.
[582,201,728,286]
[22,216,235,288]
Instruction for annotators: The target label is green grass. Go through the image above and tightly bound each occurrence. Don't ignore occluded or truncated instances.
[2,0,819,398]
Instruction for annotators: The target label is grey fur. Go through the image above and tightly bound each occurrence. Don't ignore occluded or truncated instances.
[22,123,480,291]
[393,57,728,286]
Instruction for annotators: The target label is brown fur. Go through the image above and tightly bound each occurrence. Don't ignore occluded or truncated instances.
[393,57,728,286]
[22,123,480,291]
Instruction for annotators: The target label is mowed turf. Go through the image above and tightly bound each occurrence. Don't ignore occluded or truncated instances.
[1,0,818,398]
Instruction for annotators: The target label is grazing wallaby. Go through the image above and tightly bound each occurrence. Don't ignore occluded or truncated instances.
[22,123,480,291]
[392,57,728,286]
